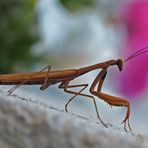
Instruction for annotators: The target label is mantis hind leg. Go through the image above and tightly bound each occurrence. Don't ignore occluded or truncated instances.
[8,65,51,95]
[89,68,132,132]
[59,80,108,127]
[40,66,51,90]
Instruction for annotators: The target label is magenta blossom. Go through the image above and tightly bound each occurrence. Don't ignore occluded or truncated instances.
[118,0,148,97]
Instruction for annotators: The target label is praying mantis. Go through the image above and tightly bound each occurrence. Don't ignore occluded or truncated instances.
[0,47,148,132]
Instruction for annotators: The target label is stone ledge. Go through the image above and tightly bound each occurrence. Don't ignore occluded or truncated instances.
[0,90,147,148]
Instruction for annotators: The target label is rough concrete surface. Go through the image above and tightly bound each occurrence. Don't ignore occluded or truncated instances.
[0,89,147,148]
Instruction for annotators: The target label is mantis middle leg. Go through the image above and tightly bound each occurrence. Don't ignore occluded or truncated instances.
[89,68,132,132]
[59,80,108,127]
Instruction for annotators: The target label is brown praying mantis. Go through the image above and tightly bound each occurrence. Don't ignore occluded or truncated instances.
[0,47,148,132]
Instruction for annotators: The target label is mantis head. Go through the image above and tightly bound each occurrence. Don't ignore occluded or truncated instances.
[107,46,148,72]
[117,59,124,71]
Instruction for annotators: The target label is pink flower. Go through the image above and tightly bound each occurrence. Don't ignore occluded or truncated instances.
[118,0,148,97]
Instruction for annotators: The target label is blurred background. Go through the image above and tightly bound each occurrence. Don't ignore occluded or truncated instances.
[0,0,148,136]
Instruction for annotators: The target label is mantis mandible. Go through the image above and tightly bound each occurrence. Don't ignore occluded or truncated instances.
[0,47,148,132]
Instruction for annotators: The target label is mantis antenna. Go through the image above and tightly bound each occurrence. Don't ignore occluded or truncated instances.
[124,46,148,63]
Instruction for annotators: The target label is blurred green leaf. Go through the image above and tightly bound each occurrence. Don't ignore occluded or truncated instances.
[60,0,97,12]
[0,0,39,73]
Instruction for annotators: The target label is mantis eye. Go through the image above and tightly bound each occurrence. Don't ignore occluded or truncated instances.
[117,59,123,71]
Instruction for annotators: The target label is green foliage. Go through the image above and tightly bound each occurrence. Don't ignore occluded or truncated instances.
[60,0,97,12]
[0,0,39,73]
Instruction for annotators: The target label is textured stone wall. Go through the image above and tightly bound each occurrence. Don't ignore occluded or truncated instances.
[0,90,147,148]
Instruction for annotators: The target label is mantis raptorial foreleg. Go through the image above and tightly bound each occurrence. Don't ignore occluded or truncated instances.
[8,65,51,95]
[89,68,132,132]
[59,80,108,127]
